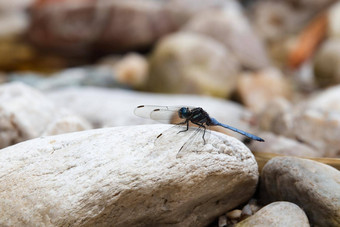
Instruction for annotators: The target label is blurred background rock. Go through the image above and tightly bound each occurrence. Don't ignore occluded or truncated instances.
[1,0,340,159]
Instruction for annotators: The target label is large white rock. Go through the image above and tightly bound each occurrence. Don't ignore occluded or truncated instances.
[0,82,91,149]
[0,124,259,227]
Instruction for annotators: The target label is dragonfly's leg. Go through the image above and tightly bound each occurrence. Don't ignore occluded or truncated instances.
[178,120,189,134]
[193,122,207,144]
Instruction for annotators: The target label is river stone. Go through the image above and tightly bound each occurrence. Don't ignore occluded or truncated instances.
[42,109,92,136]
[328,1,340,38]
[0,124,259,227]
[258,91,340,157]
[29,0,177,55]
[247,132,321,157]
[147,32,240,97]
[47,87,257,141]
[237,68,291,113]
[305,84,340,112]
[314,39,340,87]
[235,202,309,227]
[260,157,340,227]
[183,3,269,70]
[292,107,340,157]
[258,98,294,138]
[0,82,91,149]
[288,85,340,157]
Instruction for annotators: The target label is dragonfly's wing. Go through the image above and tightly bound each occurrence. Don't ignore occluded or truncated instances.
[154,124,189,146]
[210,117,264,142]
[134,105,181,121]
[177,127,211,158]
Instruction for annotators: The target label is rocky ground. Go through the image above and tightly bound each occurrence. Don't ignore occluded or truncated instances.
[0,0,340,226]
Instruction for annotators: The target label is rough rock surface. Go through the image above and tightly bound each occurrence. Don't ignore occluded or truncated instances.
[260,157,340,227]
[0,82,91,149]
[0,124,259,227]
[147,32,240,97]
[235,202,309,227]
[47,87,257,141]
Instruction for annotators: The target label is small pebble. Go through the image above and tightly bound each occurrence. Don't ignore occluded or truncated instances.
[218,215,227,227]
[226,209,242,219]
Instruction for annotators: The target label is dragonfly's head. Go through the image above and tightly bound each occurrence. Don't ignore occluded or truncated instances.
[178,107,190,119]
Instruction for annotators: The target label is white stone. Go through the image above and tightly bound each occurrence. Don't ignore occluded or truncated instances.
[0,82,91,148]
[42,109,92,136]
[0,124,259,227]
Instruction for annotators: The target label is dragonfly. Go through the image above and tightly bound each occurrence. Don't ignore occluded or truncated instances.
[134,105,264,156]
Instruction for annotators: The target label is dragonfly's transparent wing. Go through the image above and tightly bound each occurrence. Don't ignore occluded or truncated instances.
[154,123,211,158]
[134,105,181,122]
[176,127,211,158]
[154,124,190,147]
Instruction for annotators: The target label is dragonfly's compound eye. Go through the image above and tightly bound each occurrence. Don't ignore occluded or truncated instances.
[179,107,190,119]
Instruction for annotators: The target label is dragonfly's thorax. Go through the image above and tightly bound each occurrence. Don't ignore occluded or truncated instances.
[188,107,212,125]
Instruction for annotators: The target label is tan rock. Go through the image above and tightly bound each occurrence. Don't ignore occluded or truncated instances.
[248,132,321,157]
[183,4,269,70]
[328,2,340,39]
[147,32,240,97]
[235,202,309,227]
[260,157,340,227]
[314,39,340,87]
[237,68,291,112]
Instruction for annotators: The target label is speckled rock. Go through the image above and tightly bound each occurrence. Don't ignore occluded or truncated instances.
[237,68,291,112]
[47,87,258,141]
[0,82,91,149]
[0,124,259,227]
[260,157,340,227]
[147,32,240,97]
[183,2,269,70]
[235,202,309,227]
